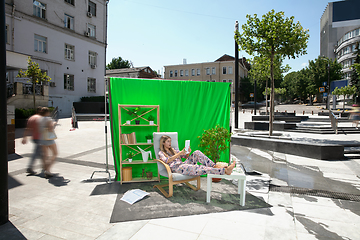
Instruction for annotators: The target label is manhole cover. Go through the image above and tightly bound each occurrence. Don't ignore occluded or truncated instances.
[269,185,360,202]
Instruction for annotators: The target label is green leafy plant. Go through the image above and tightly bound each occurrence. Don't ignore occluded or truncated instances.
[127,107,141,117]
[147,115,155,121]
[198,125,231,163]
[126,151,135,159]
[145,134,153,140]
[17,57,51,109]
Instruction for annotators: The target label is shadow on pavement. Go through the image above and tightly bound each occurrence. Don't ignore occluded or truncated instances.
[0,221,26,240]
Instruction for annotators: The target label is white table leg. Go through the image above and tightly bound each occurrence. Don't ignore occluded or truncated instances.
[239,179,246,206]
[206,175,212,203]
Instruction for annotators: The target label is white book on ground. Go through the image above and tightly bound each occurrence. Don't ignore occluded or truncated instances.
[120,189,149,205]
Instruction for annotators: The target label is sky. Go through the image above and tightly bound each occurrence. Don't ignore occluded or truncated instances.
[106,0,339,77]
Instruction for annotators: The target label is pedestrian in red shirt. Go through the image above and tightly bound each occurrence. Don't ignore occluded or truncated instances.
[22,106,43,175]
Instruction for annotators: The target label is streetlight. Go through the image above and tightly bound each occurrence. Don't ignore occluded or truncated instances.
[235,21,239,128]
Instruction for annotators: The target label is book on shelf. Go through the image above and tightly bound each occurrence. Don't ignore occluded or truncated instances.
[121,132,137,144]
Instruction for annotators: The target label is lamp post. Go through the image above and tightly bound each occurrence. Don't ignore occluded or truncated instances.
[234,21,239,128]
[0,0,9,225]
[327,63,330,110]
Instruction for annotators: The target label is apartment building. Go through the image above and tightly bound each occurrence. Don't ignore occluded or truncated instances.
[164,54,250,103]
[5,0,108,116]
[321,0,360,79]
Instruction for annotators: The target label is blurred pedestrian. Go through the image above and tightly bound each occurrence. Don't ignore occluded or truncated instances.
[350,104,360,129]
[22,106,43,175]
[40,107,58,178]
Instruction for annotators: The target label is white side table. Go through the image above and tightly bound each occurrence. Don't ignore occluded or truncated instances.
[206,172,247,206]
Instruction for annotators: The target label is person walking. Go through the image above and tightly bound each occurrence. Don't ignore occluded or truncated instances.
[39,107,58,178]
[22,106,43,175]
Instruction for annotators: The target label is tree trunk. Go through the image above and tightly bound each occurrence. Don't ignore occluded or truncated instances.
[269,52,275,136]
[265,79,268,113]
[33,82,36,109]
[343,94,345,112]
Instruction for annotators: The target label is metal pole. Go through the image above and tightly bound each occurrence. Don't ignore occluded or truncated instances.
[254,79,257,115]
[327,63,330,110]
[234,21,239,129]
[0,0,9,225]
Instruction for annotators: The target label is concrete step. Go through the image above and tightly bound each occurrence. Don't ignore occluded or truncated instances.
[344,147,360,154]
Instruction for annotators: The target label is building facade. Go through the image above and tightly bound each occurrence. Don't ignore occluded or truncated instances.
[5,0,108,116]
[106,67,158,79]
[164,54,250,103]
[320,0,360,80]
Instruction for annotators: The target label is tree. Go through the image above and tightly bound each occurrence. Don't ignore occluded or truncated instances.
[332,85,357,111]
[308,56,343,103]
[235,9,309,135]
[263,87,286,103]
[249,55,290,110]
[106,57,132,70]
[17,57,51,109]
[282,69,310,103]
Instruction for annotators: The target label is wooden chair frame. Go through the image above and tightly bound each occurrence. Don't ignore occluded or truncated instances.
[153,159,201,198]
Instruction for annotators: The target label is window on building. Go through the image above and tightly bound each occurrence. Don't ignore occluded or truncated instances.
[180,70,184,77]
[212,67,216,75]
[206,68,210,75]
[344,46,351,55]
[211,80,215,82]
[64,44,75,60]
[87,23,96,37]
[191,69,195,76]
[64,0,74,5]
[5,25,9,44]
[64,14,74,30]
[196,68,200,76]
[222,79,227,82]
[229,66,233,74]
[88,1,96,16]
[353,44,357,52]
[33,0,46,19]
[174,70,178,77]
[34,34,47,53]
[170,71,173,77]
[87,78,96,93]
[64,74,74,91]
[88,51,97,66]
[222,66,227,74]
[185,69,189,76]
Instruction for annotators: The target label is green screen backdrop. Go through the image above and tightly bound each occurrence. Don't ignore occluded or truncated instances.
[109,78,230,181]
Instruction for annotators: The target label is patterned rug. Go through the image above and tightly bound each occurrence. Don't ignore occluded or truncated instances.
[109,178,271,223]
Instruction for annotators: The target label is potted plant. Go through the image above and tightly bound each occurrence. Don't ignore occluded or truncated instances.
[145,134,153,143]
[198,125,232,182]
[147,115,155,125]
[126,151,135,162]
[127,107,141,124]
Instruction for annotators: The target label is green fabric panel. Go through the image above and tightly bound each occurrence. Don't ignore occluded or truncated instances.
[109,78,230,181]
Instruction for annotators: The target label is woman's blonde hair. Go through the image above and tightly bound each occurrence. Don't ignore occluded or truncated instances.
[159,135,176,157]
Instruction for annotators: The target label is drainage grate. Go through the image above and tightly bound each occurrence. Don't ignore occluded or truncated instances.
[269,185,360,202]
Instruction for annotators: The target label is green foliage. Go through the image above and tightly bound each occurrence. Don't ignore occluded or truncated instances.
[15,108,36,119]
[147,115,155,121]
[127,107,141,117]
[80,96,105,102]
[126,151,135,159]
[17,57,51,109]
[263,88,286,96]
[198,125,231,163]
[249,55,290,82]
[308,56,343,93]
[145,134,153,140]
[281,68,311,102]
[235,9,309,135]
[332,85,357,111]
[106,57,132,70]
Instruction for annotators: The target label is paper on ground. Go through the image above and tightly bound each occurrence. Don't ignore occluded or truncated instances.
[120,189,150,205]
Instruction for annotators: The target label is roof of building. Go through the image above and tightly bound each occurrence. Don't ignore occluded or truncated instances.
[106,66,151,74]
[214,54,235,62]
